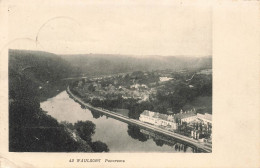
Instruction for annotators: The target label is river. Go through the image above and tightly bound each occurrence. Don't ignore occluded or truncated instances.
[40,90,196,153]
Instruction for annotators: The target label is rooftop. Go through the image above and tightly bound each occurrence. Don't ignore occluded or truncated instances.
[141,110,172,121]
[173,109,196,119]
[197,113,212,121]
[141,110,197,122]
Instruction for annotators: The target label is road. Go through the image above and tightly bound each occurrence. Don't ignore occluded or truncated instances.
[67,86,212,152]
[61,77,88,81]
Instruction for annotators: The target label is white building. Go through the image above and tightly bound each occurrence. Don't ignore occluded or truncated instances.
[139,110,177,130]
[130,84,140,89]
[159,77,174,82]
[140,109,210,130]
[189,85,194,88]
[197,113,212,124]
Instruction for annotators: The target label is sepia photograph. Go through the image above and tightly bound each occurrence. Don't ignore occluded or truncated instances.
[7,3,212,153]
[1,0,259,167]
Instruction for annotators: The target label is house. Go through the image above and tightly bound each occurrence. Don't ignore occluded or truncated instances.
[159,77,173,82]
[197,113,212,124]
[189,85,194,88]
[174,109,197,124]
[139,110,177,130]
[130,84,141,89]
[139,110,156,124]
[141,84,148,89]
[167,108,174,114]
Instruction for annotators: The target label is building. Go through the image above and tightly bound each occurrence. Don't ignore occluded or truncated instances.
[139,110,177,130]
[139,109,210,130]
[159,77,174,82]
[197,113,212,124]
[174,109,197,124]
[130,84,141,89]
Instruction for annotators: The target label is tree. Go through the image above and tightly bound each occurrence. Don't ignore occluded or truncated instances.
[127,125,149,142]
[74,121,96,143]
[60,121,74,130]
[91,141,109,152]
[90,110,103,119]
[88,84,95,92]
[153,139,165,147]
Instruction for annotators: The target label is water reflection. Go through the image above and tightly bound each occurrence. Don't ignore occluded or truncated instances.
[128,126,200,153]
[127,125,149,142]
[41,91,199,152]
[88,113,199,152]
[90,110,104,119]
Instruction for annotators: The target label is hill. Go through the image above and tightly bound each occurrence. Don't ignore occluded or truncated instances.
[9,49,76,83]
[61,54,212,76]
[9,49,80,101]
[8,49,92,152]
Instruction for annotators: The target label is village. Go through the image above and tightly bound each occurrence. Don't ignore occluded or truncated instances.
[70,69,212,143]
[74,70,165,102]
[73,69,211,105]
[139,109,212,143]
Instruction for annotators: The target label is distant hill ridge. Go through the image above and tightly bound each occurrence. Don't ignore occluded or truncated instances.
[61,53,212,76]
[9,49,77,82]
[9,49,212,77]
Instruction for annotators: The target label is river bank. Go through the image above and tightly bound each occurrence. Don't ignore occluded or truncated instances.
[41,90,198,152]
[66,86,212,152]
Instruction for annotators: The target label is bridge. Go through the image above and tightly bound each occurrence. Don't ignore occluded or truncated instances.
[67,86,212,153]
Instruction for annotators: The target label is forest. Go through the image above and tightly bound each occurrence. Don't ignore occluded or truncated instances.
[9,49,108,152]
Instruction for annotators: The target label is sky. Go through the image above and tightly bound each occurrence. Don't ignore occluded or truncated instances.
[7,1,212,56]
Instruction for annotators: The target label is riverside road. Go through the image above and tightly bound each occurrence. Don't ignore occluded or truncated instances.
[67,86,212,153]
